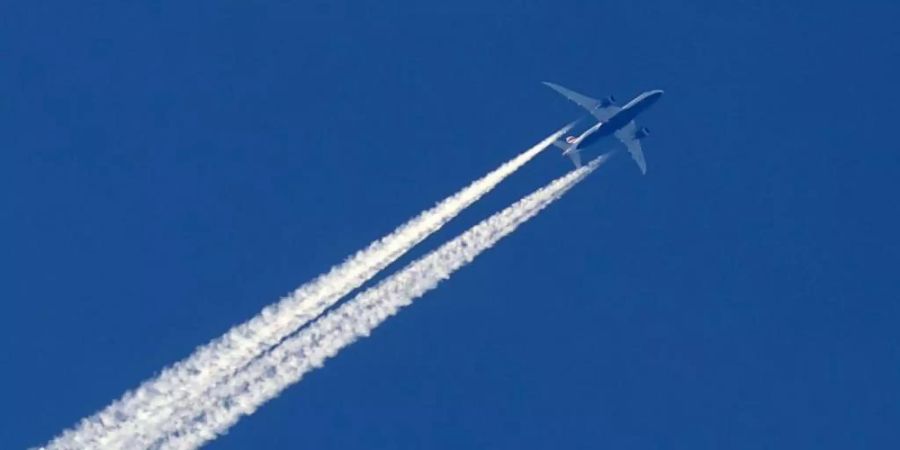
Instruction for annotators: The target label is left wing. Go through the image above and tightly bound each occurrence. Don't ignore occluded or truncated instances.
[543,81,620,122]
[615,121,647,174]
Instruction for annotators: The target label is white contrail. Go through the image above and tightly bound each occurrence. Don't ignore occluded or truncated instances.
[148,154,609,450]
[43,126,571,450]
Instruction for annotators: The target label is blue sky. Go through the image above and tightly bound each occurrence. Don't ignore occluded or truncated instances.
[2,1,899,448]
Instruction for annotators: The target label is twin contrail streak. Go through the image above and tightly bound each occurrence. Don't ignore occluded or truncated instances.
[43,126,571,450]
[146,155,609,450]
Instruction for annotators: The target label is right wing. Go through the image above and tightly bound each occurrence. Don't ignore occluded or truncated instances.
[543,81,621,123]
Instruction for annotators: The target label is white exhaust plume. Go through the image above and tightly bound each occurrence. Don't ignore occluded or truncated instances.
[146,155,609,450]
[42,126,572,450]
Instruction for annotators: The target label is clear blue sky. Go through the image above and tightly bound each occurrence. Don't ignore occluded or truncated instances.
[2,2,899,449]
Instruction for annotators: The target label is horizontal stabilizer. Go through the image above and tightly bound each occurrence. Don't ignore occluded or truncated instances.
[549,137,583,168]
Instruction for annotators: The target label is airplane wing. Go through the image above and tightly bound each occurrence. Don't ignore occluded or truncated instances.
[615,121,647,174]
[543,81,621,122]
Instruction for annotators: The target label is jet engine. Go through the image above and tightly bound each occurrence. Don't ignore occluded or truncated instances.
[600,95,616,107]
[634,126,651,139]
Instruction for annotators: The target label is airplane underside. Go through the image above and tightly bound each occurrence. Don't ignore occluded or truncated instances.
[543,81,662,174]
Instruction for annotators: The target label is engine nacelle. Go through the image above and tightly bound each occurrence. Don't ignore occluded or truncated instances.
[634,126,651,139]
[600,95,617,107]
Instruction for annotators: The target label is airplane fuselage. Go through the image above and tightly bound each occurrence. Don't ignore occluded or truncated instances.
[573,89,664,150]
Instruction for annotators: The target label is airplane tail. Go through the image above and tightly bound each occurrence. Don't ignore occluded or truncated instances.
[552,120,583,168]
[551,134,579,151]
[551,139,571,151]
[551,140,582,168]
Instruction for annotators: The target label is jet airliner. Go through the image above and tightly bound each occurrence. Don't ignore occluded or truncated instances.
[543,82,664,173]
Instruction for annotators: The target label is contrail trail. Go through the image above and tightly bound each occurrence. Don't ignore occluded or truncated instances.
[145,154,610,450]
[42,126,572,450]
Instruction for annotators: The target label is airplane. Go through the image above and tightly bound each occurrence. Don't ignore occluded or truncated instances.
[543,82,664,173]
